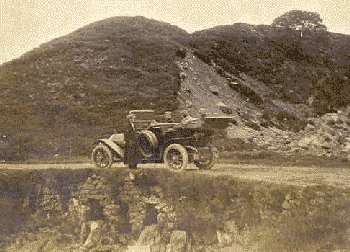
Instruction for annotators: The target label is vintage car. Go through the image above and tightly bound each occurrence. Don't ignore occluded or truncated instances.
[91,110,233,172]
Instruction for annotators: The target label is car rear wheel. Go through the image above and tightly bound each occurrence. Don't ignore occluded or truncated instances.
[194,145,218,170]
[164,144,188,172]
[91,144,113,169]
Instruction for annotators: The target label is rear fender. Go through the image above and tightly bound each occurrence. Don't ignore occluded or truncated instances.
[96,139,124,158]
[185,146,199,162]
[185,146,198,154]
[185,145,219,160]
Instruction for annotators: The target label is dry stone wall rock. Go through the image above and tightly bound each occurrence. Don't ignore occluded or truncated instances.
[54,171,178,250]
[192,229,217,246]
[166,230,188,252]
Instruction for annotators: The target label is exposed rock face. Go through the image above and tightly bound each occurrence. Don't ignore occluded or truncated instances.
[223,109,350,160]
[177,46,350,158]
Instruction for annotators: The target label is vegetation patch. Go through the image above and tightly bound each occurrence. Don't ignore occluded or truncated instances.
[219,151,350,168]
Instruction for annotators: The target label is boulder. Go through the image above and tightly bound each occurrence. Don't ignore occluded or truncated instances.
[221,220,240,245]
[150,243,167,252]
[7,238,49,252]
[210,86,219,95]
[126,245,151,252]
[166,230,187,252]
[343,143,350,152]
[220,243,245,252]
[217,230,233,247]
[321,113,339,123]
[42,236,65,252]
[338,114,349,123]
[267,146,278,151]
[126,225,163,252]
[83,220,104,249]
[297,135,323,147]
[157,213,169,229]
[192,228,217,245]
[80,221,90,244]
[137,225,161,246]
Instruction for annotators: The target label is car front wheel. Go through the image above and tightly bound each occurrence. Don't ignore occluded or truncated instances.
[163,144,188,172]
[91,144,113,169]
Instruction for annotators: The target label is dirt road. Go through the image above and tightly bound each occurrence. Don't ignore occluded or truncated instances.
[1,162,349,188]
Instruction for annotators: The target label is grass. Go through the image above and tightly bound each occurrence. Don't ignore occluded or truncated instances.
[0,17,185,163]
[192,23,350,102]
[18,155,91,164]
[218,151,350,168]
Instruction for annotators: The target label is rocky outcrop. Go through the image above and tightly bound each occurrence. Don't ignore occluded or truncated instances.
[177,47,350,160]
[224,109,350,160]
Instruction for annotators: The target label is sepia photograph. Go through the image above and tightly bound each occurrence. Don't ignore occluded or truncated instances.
[1,0,350,251]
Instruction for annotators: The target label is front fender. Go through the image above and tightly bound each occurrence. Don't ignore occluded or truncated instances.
[96,139,124,158]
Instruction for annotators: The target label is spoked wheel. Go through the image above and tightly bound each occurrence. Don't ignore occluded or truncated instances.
[91,144,113,169]
[194,145,218,170]
[163,144,188,172]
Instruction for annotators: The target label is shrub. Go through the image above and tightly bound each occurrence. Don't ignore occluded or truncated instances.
[175,48,187,58]
[213,138,256,152]
[245,121,261,131]
[327,120,336,126]
[307,119,316,126]
[324,136,332,142]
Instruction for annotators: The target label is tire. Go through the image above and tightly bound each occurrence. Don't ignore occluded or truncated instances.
[194,145,217,170]
[91,144,113,169]
[164,144,188,172]
[137,130,158,159]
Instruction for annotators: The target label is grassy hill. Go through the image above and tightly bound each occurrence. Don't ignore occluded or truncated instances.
[0,16,189,161]
[189,24,350,113]
[1,16,350,161]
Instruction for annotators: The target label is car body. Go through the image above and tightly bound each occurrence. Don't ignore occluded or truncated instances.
[91,110,233,172]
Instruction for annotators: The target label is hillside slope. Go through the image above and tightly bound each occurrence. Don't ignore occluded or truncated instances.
[38,16,190,49]
[189,23,350,114]
[1,16,350,161]
[173,46,350,159]
[176,49,307,129]
[0,16,189,160]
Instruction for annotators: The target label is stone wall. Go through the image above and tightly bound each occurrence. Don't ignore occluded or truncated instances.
[5,170,350,252]
[65,172,177,248]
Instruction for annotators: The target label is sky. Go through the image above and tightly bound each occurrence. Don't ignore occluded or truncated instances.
[1,0,350,65]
